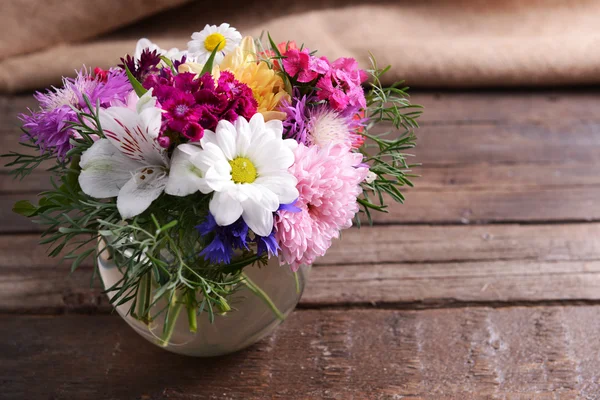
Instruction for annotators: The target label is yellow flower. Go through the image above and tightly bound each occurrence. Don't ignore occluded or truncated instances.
[218,36,290,121]
[178,62,204,75]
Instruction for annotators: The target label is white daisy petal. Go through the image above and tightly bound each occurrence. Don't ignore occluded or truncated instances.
[248,113,265,135]
[200,129,218,148]
[117,168,168,219]
[193,115,298,234]
[235,118,252,156]
[210,191,243,226]
[242,198,274,237]
[204,167,234,192]
[254,175,299,205]
[79,139,142,198]
[215,121,237,160]
[265,119,284,140]
[195,142,231,176]
[187,23,242,64]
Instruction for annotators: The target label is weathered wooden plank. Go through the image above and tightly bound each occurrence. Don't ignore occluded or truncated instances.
[305,260,600,306]
[4,91,599,128]
[6,161,600,194]
[4,182,600,233]
[3,92,600,229]
[3,223,600,313]
[372,186,600,224]
[4,259,600,314]
[414,90,600,125]
[0,171,52,193]
[1,307,597,399]
[4,92,600,169]
[6,223,600,269]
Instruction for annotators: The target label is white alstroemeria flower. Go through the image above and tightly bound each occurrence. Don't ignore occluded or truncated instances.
[135,38,188,62]
[78,91,171,219]
[169,114,298,236]
[187,23,242,65]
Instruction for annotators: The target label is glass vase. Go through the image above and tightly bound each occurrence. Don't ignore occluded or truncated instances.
[97,246,309,357]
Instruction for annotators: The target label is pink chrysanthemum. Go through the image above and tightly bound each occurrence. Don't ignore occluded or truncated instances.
[275,143,368,270]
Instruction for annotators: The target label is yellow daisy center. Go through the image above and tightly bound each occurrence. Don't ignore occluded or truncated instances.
[204,33,226,52]
[229,157,257,184]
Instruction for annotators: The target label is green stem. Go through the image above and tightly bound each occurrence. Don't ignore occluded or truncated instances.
[136,273,151,324]
[158,291,183,347]
[186,290,198,333]
[293,271,301,295]
[241,272,285,321]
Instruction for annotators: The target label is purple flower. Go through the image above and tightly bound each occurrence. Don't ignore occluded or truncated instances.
[196,213,278,265]
[281,91,316,145]
[19,68,131,158]
[120,48,162,82]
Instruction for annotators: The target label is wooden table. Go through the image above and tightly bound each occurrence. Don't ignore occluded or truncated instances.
[2,91,600,399]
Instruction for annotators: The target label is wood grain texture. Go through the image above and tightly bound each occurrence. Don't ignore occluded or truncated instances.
[4,92,600,231]
[3,223,600,313]
[3,91,600,398]
[1,307,597,399]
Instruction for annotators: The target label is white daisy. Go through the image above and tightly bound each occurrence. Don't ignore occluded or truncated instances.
[170,114,299,236]
[79,91,178,219]
[134,38,188,62]
[187,23,242,65]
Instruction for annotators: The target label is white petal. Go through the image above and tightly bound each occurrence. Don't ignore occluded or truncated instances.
[283,138,299,151]
[235,118,252,156]
[238,183,279,212]
[79,139,142,198]
[117,169,168,219]
[252,141,295,173]
[210,191,243,226]
[165,146,211,196]
[195,142,231,176]
[135,38,163,60]
[248,113,265,135]
[200,129,218,148]
[99,105,165,166]
[204,167,233,192]
[265,119,284,140]
[242,198,274,237]
[254,174,299,205]
[215,120,237,160]
[135,89,158,114]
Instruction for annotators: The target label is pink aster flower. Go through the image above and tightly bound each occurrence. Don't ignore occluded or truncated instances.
[316,57,368,112]
[275,143,368,270]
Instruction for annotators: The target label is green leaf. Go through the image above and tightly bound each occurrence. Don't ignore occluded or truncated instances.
[124,64,148,97]
[160,56,177,74]
[200,43,223,76]
[13,200,38,217]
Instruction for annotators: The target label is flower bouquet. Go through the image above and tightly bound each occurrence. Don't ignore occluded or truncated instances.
[5,23,420,356]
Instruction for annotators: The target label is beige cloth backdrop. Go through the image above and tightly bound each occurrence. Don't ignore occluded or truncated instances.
[1,0,600,93]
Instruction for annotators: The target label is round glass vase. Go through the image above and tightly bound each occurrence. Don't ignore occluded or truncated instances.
[98,246,309,357]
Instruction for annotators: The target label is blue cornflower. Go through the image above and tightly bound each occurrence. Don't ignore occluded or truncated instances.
[195,213,279,265]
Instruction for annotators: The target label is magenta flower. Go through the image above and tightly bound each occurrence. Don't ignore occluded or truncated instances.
[143,70,257,144]
[162,91,204,140]
[283,48,329,83]
[316,57,368,112]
